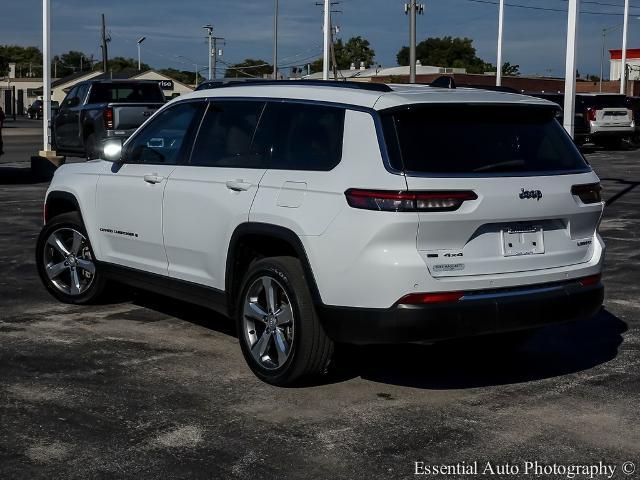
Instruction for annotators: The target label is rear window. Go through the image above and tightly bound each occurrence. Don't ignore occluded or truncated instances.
[88,83,165,104]
[381,104,589,175]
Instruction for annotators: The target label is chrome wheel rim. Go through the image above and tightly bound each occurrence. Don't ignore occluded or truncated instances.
[43,228,95,296]
[242,276,295,371]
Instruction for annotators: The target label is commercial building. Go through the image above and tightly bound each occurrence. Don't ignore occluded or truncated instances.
[610,48,640,82]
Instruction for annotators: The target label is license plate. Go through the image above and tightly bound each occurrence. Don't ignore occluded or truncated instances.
[501,226,544,257]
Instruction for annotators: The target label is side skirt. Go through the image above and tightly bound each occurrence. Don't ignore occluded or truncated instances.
[98,262,229,316]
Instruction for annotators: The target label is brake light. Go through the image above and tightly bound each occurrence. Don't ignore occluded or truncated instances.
[586,107,597,122]
[571,183,602,204]
[579,274,601,287]
[345,189,478,212]
[104,108,114,130]
[398,291,464,305]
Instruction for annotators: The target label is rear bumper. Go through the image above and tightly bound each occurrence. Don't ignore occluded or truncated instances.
[319,280,604,345]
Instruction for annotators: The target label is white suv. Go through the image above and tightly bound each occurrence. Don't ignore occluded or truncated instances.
[36,80,605,385]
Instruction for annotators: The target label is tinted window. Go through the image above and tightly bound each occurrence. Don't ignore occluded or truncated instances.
[382,105,589,175]
[126,102,202,165]
[254,102,345,171]
[190,101,264,167]
[88,83,165,103]
[62,87,78,108]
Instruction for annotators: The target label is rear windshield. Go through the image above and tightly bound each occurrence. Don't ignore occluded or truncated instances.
[88,83,165,104]
[381,104,590,175]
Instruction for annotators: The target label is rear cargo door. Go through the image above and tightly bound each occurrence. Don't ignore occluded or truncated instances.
[112,103,163,130]
[384,103,605,278]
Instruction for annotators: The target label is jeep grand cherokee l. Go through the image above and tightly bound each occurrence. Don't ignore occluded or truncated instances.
[36,80,605,386]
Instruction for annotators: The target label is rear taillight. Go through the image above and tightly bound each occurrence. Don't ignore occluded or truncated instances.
[571,183,602,204]
[398,291,464,305]
[103,108,114,130]
[586,107,597,122]
[579,274,601,287]
[345,189,478,212]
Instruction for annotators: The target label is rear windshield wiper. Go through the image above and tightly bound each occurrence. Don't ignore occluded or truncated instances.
[473,159,525,173]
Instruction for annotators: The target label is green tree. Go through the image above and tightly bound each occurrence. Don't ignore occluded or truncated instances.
[0,45,43,77]
[53,51,95,77]
[107,57,150,73]
[224,59,272,78]
[158,68,203,85]
[501,62,520,76]
[396,36,492,74]
[309,36,376,74]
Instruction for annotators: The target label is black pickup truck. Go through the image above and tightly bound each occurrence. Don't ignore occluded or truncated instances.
[53,80,165,159]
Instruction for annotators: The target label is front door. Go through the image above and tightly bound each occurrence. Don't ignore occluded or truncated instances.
[94,101,203,275]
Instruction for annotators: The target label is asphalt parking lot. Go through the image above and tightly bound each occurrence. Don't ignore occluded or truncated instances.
[0,129,638,479]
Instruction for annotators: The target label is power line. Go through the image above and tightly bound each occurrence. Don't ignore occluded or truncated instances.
[460,0,636,15]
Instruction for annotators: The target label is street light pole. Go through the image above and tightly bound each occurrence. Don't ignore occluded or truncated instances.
[137,36,146,71]
[496,0,505,86]
[563,0,580,138]
[323,0,330,80]
[42,0,51,152]
[273,0,279,79]
[409,0,417,83]
[620,0,630,94]
[600,29,606,92]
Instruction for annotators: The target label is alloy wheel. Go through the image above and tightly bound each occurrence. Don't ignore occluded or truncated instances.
[242,276,295,370]
[43,228,96,296]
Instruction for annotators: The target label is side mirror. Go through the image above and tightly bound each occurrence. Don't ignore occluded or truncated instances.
[103,139,123,162]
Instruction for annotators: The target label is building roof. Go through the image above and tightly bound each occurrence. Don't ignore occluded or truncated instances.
[610,49,640,60]
[302,65,465,80]
[173,81,554,111]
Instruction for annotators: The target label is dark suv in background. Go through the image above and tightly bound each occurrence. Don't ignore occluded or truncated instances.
[52,80,165,159]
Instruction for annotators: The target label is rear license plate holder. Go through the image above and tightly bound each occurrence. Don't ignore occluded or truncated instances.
[501,226,544,257]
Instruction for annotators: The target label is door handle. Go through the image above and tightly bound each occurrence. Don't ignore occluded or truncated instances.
[143,174,164,184]
[226,180,252,192]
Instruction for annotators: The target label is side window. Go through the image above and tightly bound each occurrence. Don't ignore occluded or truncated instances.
[125,102,202,165]
[61,87,78,109]
[190,101,265,168]
[254,102,345,171]
[75,84,89,105]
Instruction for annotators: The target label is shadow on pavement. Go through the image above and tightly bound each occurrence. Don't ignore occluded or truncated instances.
[129,288,626,390]
[599,177,640,207]
[336,309,626,389]
[0,166,49,185]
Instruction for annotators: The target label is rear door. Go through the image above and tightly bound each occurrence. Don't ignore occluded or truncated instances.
[382,103,604,278]
[54,87,79,149]
[163,99,267,289]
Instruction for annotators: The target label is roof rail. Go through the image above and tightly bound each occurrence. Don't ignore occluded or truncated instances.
[195,79,393,93]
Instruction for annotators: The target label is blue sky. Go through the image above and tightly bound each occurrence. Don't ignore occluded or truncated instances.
[2,0,640,77]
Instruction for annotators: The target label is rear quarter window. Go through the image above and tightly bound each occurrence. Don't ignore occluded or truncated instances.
[254,102,345,171]
[381,104,590,175]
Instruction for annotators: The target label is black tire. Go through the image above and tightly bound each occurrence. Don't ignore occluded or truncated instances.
[236,256,334,386]
[36,212,108,304]
[85,133,97,160]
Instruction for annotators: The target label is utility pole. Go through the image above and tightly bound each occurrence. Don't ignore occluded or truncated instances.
[620,0,630,94]
[404,0,424,84]
[600,28,606,92]
[496,0,505,86]
[101,14,110,73]
[273,0,279,79]
[203,24,213,80]
[563,0,580,138]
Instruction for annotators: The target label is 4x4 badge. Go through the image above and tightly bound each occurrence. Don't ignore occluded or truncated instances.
[519,188,543,201]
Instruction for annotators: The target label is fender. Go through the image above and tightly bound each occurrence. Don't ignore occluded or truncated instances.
[45,191,82,223]
[226,223,324,308]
